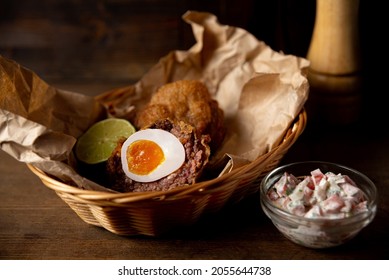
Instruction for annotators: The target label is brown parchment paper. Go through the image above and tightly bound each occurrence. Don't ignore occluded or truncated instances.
[0,11,309,191]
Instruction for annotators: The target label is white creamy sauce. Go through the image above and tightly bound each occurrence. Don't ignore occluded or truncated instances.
[267,168,368,219]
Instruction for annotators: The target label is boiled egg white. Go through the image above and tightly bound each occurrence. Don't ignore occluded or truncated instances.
[120,129,185,182]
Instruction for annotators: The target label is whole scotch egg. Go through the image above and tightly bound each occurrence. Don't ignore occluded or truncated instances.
[120,129,186,183]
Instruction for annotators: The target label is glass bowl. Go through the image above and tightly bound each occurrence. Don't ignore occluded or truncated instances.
[260,161,378,249]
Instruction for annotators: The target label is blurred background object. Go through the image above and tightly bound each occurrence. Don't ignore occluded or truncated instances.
[306,0,362,125]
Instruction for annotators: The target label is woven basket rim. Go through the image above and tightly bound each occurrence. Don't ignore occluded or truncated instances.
[27,108,307,202]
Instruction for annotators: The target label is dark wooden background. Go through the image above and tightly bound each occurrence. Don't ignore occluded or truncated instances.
[0,0,314,84]
[1,0,385,123]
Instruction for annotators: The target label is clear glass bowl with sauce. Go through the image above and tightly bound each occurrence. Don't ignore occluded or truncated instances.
[260,161,378,249]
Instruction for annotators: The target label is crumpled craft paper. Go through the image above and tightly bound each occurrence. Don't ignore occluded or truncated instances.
[0,11,309,191]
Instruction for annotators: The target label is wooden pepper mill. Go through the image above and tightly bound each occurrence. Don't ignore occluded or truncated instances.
[306,0,361,125]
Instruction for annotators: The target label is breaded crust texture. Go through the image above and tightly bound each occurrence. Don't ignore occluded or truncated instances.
[135,80,225,151]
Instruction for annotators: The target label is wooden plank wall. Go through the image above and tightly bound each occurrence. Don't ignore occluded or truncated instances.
[1,0,191,83]
[0,0,382,100]
[0,0,318,85]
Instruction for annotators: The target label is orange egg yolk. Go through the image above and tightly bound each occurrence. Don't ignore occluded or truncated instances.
[126,140,165,175]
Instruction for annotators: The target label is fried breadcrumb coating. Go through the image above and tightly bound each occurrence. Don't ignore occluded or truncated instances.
[135,80,225,152]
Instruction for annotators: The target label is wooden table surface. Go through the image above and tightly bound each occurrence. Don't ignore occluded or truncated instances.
[1,0,388,260]
[1,84,388,259]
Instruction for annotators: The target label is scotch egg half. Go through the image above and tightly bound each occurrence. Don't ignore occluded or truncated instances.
[120,129,186,182]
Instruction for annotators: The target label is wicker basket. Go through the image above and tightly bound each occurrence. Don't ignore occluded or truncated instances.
[27,109,307,236]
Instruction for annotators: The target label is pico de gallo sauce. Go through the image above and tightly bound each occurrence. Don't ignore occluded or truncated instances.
[267,168,368,219]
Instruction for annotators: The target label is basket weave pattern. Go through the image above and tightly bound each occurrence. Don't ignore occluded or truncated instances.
[28,109,307,236]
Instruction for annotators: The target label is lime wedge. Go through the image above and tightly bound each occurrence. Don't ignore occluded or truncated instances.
[75,118,136,164]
